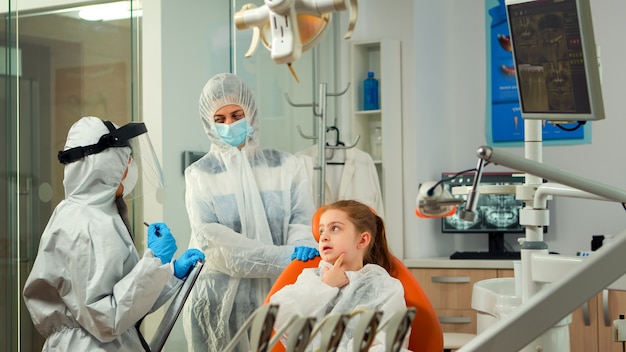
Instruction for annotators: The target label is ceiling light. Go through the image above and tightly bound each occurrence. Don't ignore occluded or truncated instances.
[78,1,142,21]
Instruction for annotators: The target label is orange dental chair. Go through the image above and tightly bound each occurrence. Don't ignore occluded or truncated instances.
[264,206,444,352]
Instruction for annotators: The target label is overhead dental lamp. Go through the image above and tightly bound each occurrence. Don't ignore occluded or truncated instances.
[234,0,358,82]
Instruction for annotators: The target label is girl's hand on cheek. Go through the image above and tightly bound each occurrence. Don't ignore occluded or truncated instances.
[322,253,349,288]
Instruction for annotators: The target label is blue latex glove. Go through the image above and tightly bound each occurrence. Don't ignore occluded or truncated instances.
[147,222,177,264]
[291,246,320,262]
[174,249,205,279]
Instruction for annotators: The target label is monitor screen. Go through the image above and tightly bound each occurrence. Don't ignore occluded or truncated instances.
[441,171,546,234]
[505,0,604,121]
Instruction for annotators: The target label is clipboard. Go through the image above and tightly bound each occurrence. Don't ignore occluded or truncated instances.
[148,260,204,352]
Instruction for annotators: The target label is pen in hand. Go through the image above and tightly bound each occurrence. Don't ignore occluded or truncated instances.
[144,221,161,237]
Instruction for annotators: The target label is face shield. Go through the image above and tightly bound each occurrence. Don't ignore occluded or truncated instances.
[122,158,138,197]
[57,120,166,198]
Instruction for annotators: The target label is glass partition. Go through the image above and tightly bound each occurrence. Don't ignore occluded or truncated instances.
[1,1,141,350]
[2,0,339,350]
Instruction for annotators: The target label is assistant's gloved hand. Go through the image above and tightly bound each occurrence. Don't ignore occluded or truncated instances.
[147,222,177,264]
[291,246,320,261]
[173,249,205,279]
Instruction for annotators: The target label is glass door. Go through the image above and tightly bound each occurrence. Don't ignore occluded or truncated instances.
[1,1,141,350]
[1,1,340,350]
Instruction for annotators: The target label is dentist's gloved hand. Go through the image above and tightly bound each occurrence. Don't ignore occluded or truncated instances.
[174,249,205,279]
[291,246,320,262]
[148,222,177,264]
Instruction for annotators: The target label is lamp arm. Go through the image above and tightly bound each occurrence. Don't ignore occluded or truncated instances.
[234,0,357,66]
[477,146,626,203]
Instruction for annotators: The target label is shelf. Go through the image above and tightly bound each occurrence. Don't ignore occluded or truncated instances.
[349,38,403,255]
[354,109,382,115]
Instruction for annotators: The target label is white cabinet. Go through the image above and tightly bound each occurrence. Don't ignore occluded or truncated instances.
[349,39,403,255]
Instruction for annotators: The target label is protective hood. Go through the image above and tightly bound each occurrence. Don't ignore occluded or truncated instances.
[62,116,130,207]
[199,73,259,150]
[23,115,181,351]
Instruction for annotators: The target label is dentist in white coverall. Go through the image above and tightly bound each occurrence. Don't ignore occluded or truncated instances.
[182,73,319,351]
[23,116,204,351]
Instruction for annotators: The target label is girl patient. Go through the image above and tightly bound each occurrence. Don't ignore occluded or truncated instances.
[269,200,410,351]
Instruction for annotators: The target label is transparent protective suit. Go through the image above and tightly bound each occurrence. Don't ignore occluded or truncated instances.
[182,73,317,351]
[23,116,180,351]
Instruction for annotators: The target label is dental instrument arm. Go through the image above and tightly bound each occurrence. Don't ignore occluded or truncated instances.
[476,146,626,204]
[456,145,626,351]
[459,158,487,222]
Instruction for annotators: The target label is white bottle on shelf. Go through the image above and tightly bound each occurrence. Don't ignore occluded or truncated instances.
[370,126,382,160]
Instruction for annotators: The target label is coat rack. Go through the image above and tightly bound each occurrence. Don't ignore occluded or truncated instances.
[285,82,359,208]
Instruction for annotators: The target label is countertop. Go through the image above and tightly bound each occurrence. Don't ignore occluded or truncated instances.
[403,257,516,269]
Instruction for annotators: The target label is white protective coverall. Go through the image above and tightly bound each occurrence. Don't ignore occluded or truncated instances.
[269,261,410,352]
[182,73,318,351]
[23,116,181,351]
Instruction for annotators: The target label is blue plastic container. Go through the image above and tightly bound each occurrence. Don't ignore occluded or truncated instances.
[363,71,379,110]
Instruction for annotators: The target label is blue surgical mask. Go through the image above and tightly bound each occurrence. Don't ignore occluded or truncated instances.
[215,118,253,147]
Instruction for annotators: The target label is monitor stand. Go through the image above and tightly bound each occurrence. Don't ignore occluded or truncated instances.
[489,232,506,254]
[449,232,521,260]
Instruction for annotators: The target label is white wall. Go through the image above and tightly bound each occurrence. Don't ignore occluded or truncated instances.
[146,0,626,264]
[140,0,626,345]
[336,0,416,258]
[144,0,232,253]
[406,0,626,258]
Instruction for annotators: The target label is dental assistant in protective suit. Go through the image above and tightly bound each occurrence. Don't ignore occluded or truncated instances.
[23,116,205,351]
[182,73,319,351]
